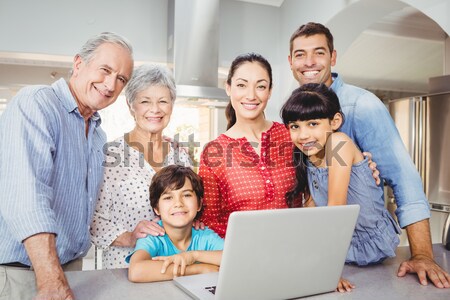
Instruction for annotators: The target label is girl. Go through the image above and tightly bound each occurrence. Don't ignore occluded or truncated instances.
[199,53,298,238]
[281,83,401,266]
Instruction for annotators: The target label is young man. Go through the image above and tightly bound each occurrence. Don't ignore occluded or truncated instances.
[288,22,450,289]
[0,32,134,299]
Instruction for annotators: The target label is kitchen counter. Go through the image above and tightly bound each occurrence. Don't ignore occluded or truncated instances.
[17,244,450,299]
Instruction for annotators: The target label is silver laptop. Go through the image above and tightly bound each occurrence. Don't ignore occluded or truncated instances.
[173,205,360,300]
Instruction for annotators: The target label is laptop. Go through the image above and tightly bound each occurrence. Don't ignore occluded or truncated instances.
[173,205,360,300]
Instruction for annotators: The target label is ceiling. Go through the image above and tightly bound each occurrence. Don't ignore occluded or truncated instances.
[233,0,284,6]
[0,1,447,102]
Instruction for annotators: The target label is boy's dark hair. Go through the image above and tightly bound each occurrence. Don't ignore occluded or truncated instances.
[289,22,334,55]
[149,165,204,220]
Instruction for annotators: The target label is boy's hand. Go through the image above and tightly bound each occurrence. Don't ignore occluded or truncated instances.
[196,264,220,274]
[152,252,198,277]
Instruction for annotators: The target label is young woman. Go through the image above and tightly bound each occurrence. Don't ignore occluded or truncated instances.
[199,53,298,238]
[281,83,401,266]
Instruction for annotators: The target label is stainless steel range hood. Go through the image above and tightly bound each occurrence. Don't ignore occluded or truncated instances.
[168,0,228,100]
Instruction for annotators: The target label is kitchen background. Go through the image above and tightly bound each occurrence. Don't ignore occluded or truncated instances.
[1,0,450,268]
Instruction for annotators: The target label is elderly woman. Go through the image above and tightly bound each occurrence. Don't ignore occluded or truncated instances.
[90,64,192,269]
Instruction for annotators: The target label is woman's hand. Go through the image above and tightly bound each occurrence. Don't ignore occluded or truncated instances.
[112,217,165,248]
[336,277,355,293]
[363,152,381,185]
[192,219,205,230]
[130,217,165,243]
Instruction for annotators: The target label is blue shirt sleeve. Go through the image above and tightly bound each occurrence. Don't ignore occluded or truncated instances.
[200,228,224,251]
[351,91,430,227]
[125,236,161,264]
[0,87,58,242]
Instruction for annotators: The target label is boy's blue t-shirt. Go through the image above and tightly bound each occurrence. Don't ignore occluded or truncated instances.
[125,220,224,263]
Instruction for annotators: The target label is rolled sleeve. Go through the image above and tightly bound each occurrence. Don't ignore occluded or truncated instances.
[395,201,431,228]
[90,211,128,250]
[90,170,128,249]
[199,149,225,237]
[125,236,160,263]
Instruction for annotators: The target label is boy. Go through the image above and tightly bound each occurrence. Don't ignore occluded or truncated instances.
[127,165,223,282]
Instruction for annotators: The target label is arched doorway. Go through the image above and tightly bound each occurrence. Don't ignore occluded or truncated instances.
[326,0,448,99]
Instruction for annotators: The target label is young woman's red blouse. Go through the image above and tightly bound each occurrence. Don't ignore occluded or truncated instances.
[199,122,297,238]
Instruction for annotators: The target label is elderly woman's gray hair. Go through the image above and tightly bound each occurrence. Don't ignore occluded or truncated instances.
[125,64,176,105]
[77,32,133,64]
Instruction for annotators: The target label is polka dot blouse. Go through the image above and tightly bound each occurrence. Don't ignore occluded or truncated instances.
[90,135,192,269]
[199,122,298,238]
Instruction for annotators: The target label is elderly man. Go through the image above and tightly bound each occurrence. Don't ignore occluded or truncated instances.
[0,32,134,299]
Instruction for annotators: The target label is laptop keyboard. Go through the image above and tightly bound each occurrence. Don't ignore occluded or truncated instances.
[205,286,216,295]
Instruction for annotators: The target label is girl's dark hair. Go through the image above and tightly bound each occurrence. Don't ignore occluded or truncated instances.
[280,83,344,207]
[149,165,204,220]
[225,52,273,130]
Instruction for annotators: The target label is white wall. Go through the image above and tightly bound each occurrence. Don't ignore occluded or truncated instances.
[0,0,168,62]
[219,0,281,121]
[219,1,280,66]
[1,0,450,119]
[446,37,450,74]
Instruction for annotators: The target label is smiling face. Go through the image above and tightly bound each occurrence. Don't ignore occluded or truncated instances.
[129,85,173,135]
[288,34,336,87]
[225,61,272,122]
[288,114,342,163]
[154,179,202,229]
[70,42,133,118]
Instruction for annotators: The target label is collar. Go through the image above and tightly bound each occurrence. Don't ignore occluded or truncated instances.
[51,78,102,126]
[330,72,342,92]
